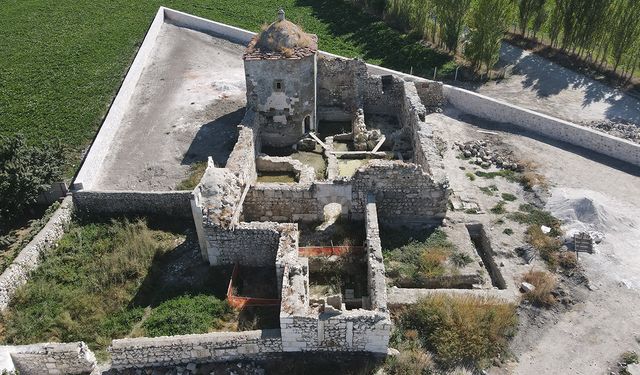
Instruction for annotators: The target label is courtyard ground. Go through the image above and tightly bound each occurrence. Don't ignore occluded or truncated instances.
[430,107,640,374]
[94,23,245,191]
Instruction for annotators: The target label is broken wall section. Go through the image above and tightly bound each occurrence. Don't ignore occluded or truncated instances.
[9,342,96,375]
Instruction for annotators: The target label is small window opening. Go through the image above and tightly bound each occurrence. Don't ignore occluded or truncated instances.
[304,116,311,133]
[274,79,284,92]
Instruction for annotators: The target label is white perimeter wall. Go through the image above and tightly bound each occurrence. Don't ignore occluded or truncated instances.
[443,85,640,166]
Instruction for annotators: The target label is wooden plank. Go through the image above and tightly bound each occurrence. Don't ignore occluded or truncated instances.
[308,132,328,150]
[371,135,386,153]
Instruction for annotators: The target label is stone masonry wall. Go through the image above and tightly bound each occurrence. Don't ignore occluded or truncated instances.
[243,183,319,222]
[9,342,96,375]
[0,197,73,311]
[351,160,447,223]
[109,330,282,369]
[317,57,366,119]
[204,222,294,266]
[362,75,405,116]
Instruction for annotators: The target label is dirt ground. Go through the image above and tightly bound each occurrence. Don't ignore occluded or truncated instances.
[466,43,640,126]
[430,107,640,375]
[95,23,246,191]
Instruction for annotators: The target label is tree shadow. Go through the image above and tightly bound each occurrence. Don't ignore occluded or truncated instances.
[295,0,452,77]
[181,107,244,167]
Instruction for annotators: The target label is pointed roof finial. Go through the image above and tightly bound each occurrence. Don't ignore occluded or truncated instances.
[277,8,285,21]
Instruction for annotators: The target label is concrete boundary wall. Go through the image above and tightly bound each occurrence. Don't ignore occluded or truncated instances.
[73,8,165,191]
[73,190,192,218]
[0,197,73,311]
[443,85,640,166]
[109,329,282,369]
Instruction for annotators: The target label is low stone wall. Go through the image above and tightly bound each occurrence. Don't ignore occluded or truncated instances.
[73,190,192,218]
[443,85,640,166]
[364,199,388,313]
[6,342,96,375]
[109,330,282,369]
[204,222,294,266]
[0,197,73,311]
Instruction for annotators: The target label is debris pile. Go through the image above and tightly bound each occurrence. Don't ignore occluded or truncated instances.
[454,140,522,170]
[580,119,640,144]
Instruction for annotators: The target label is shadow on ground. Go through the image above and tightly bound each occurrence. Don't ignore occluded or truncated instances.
[182,107,244,167]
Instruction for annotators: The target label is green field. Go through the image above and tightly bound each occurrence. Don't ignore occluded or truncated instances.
[0,0,451,175]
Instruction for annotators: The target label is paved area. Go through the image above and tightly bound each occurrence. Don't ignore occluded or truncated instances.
[469,43,640,126]
[95,23,246,191]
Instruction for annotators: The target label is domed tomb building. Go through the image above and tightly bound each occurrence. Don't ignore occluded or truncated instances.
[243,9,318,147]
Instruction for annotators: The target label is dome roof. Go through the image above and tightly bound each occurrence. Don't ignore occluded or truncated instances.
[244,9,317,60]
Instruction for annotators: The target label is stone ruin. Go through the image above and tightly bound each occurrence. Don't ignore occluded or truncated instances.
[189,9,450,357]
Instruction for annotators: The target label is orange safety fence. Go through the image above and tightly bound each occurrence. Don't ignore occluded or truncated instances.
[298,246,365,257]
[226,264,281,309]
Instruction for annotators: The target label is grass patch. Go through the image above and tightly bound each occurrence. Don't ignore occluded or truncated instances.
[464,208,480,214]
[383,228,460,285]
[0,219,181,353]
[142,294,230,337]
[503,228,514,235]
[509,204,561,236]
[1,0,452,176]
[490,201,507,214]
[449,252,473,268]
[474,170,518,181]
[522,270,556,306]
[176,161,207,190]
[400,294,517,369]
[479,184,498,196]
[465,172,476,181]
[526,225,563,269]
[501,193,517,201]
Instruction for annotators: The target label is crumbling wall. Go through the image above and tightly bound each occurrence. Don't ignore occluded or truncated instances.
[414,80,445,110]
[204,222,294,266]
[109,330,282,369]
[362,75,405,116]
[226,114,259,185]
[351,160,447,223]
[9,342,96,375]
[0,197,73,311]
[317,57,366,120]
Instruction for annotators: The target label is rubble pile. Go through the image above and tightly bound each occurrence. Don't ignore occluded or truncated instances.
[454,140,523,170]
[580,119,640,144]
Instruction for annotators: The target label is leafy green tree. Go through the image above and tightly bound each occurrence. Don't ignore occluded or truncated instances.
[609,0,640,73]
[0,134,63,232]
[433,0,472,52]
[516,0,545,36]
[465,0,515,72]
